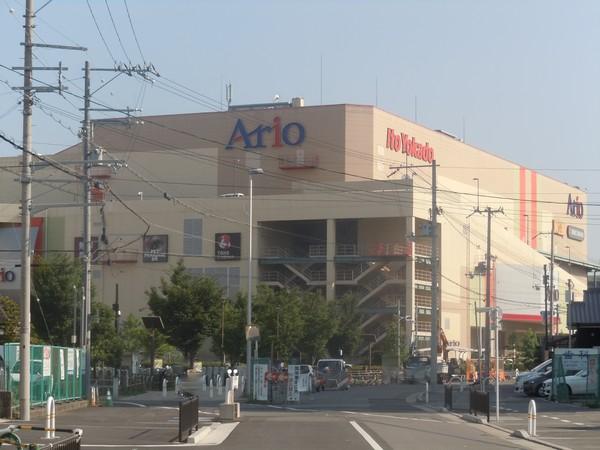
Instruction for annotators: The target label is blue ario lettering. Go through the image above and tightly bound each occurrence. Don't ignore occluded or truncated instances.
[226,116,305,149]
[566,194,584,219]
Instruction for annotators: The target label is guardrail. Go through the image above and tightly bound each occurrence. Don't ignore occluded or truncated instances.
[178,395,199,442]
[469,389,490,422]
[444,384,453,410]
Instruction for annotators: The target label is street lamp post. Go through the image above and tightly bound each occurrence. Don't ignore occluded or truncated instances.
[246,168,263,399]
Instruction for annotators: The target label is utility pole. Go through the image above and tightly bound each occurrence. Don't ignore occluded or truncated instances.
[469,203,504,390]
[388,160,438,382]
[112,283,120,332]
[543,264,549,351]
[82,61,92,400]
[18,0,34,421]
[549,219,556,340]
[80,62,156,399]
[430,160,439,385]
[15,0,85,420]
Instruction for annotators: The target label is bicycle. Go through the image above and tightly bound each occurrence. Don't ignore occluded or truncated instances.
[0,424,21,447]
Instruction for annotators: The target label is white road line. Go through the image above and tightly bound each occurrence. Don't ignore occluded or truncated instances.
[350,421,384,450]
[574,422,585,426]
[551,416,560,420]
[113,401,146,407]
[560,419,571,423]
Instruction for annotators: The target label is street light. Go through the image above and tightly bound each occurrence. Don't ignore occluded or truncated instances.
[246,167,263,399]
[473,178,480,211]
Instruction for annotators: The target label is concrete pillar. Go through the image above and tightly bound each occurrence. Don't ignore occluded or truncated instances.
[326,219,336,301]
[405,216,416,349]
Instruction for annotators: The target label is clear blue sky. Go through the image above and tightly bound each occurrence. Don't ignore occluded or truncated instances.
[1,0,599,262]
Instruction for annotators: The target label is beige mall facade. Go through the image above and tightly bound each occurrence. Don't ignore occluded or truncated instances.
[0,102,593,359]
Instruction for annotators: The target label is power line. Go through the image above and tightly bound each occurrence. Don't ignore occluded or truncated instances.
[86,0,117,64]
[123,0,145,62]
[104,0,131,64]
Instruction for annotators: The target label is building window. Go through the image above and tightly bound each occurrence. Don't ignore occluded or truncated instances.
[183,218,202,256]
[444,318,451,330]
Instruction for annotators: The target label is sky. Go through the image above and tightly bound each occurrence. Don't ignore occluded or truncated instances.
[0,0,599,262]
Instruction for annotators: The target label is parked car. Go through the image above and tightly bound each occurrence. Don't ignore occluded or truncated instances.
[523,367,553,396]
[514,359,552,394]
[314,359,351,391]
[543,369,594,397]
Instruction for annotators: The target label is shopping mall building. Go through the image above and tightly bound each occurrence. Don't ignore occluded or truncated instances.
[0,100,595,359]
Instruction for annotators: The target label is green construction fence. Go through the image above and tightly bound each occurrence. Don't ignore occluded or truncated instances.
[1,343,86,406]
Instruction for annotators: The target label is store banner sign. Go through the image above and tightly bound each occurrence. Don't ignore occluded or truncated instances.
[253,363,269,401]
[226,116,305,150]
[42,346,51,377]
[143,235,169,263]
[287,365,301,401]
[386,128,435,163]
[566,194,584,219]
[0,265,19,290]
[567,226,584,242]
[215,233,241,260]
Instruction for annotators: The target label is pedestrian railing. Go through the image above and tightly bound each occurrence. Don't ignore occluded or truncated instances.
[178,395,199,442]
[444,384,453,410]
[469,389,490,422]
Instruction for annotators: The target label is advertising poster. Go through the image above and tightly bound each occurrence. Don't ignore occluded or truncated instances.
[143,235,169,263]
[75,349,80,378]
[253,363,269,401]
[60,349,65,381]
[556,348,599,372]
[42,346,51,377]
[67,348,75,374]
[287,365,300,401]
[298,373,311,392]
[214,233,241,260]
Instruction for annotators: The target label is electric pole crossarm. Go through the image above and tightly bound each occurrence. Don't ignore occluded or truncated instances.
[24,42,88,51]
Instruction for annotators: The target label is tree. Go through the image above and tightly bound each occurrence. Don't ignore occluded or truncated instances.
[382,317,410,366]
[297,291,336,363]
[147,260,224,368]
[253,287,304,361]
[210,293,246,364]
[0,296,20,345]
[518,329,541,370]
[31,254,81,346]
[327,293,362,359]
[91,301,122,368]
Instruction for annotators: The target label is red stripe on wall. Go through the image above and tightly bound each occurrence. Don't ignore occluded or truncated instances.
[530,171,538,249]
[519,167,527,242]
[502,313,542,323]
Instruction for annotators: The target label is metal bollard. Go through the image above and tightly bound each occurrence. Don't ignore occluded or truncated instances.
[175,376,180,393]
[44,396,56,439]
[528,399,537,437]
[425,382,429,404]
[209,378,214,398]
[201,375,207,392]
[90,386,97,407]
[162,378,168,397]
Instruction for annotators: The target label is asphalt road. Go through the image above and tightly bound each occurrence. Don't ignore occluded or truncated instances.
[3,376,583,449]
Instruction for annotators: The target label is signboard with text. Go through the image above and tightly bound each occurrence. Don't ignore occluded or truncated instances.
[215,233,241,260]
[143,235,169,263]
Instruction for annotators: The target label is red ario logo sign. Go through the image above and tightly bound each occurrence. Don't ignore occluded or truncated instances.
[566,194,584,219]
[386,128,435,163]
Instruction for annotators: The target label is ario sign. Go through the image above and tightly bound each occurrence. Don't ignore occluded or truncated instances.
[386,128,435,163]
[226,116,305,150]
[566,194,584,219]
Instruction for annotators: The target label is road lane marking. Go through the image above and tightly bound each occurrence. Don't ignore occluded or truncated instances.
[551,416,560,420]
[574,422,585,426]
[114,401,146,407]
[345,412,441,423]
[560,419,571,423]
[349,421,384,450]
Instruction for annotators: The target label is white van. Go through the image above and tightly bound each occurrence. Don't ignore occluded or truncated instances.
[514,359,552,393]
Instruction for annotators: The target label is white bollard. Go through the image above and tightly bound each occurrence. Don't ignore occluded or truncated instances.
[162,377,168,397]
[44,396,56,439]
[528,399,537,437]
[90,386,96,407]
[209,379,214,399]
[201,375,207,392]
[175,376,180,393]
[425,382,429,404]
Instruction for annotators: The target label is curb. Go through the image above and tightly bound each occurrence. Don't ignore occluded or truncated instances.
[410,390,572,450]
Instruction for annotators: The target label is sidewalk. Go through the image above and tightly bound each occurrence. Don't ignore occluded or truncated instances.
[5,374,235,448]
[415,383,600,450]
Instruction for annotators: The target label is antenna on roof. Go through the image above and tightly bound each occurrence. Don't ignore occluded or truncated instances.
[226,83,232,109]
